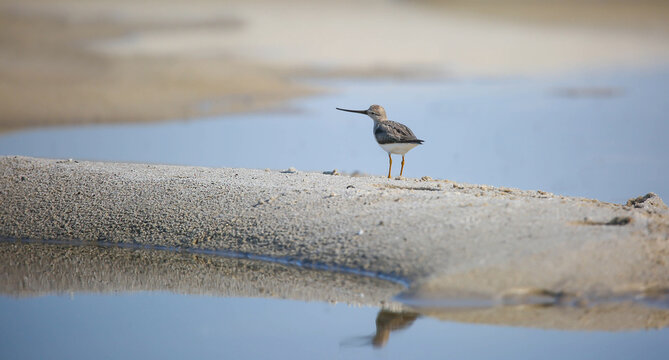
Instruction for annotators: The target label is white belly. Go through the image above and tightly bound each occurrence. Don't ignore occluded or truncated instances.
[379,142,419,155]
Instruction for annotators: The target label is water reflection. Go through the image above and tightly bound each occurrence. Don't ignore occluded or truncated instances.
[372,309,420,348]
[340,309,421,349]
[3,240,669,335]
[0,241,402,304]
[2,241,669,358]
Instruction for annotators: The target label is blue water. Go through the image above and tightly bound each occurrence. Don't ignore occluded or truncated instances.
[1,69,668,203]
[1,294,668,360]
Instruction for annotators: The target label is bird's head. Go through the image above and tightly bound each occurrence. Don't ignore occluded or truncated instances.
[336,104,387,121]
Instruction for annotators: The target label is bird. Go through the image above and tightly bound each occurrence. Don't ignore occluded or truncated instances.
[336,104,424,179]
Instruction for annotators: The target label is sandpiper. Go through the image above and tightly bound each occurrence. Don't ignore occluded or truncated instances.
[336,105,424,178]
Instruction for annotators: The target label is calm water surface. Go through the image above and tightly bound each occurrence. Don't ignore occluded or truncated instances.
[1,294,668,360]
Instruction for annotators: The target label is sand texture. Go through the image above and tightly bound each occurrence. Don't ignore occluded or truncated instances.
[1,156,668,329]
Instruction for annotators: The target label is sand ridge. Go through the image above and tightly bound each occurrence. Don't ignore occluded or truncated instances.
[2,156,667,295]
[2,155,668,329]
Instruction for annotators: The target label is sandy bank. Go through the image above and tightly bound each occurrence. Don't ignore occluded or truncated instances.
[1,156,668,329]
[2,156,667,290]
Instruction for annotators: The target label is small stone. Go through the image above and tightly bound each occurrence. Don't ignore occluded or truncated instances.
[626,193,668,212]
[420,176,432,181]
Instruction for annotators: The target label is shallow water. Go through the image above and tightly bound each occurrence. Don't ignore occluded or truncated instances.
[1,293,668,360]
[1,68,668,203]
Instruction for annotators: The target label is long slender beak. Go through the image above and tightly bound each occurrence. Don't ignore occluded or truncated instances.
[336,107,368,115]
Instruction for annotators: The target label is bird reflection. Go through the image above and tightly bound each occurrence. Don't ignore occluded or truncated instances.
[372,309,420,347]
[340,309,420,349]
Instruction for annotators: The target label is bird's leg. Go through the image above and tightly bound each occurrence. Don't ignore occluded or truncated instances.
[387,153,392,179]
[400,155,405,177]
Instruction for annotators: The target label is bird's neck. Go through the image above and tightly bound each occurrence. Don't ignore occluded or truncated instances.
[373,119,387,132]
